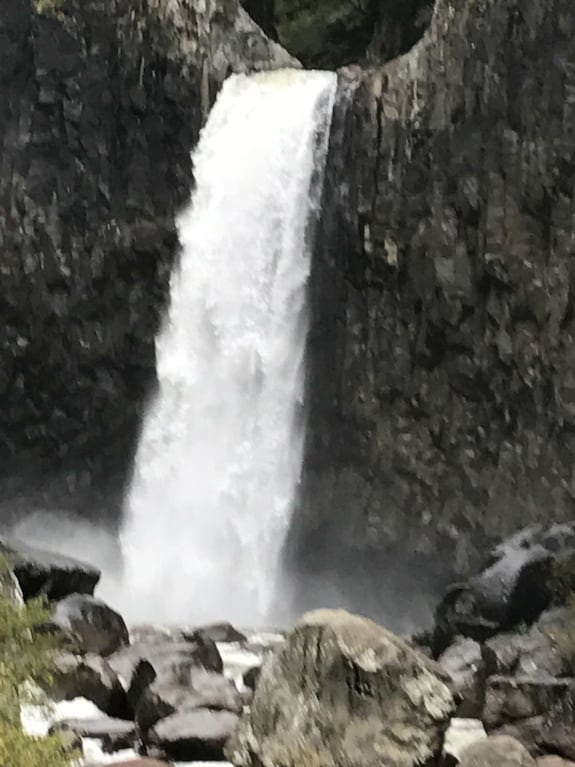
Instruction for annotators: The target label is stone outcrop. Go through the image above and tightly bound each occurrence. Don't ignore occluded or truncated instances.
[226,608,454,767]
[0,0,293,526]
[291,0,575,611]
[0,537,100,599]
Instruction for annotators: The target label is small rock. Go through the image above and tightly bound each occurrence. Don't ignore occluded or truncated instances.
[50,653,129,718]
[186,622,247,643]
[148,708,239,761]
[51,594,129,656]
[50,716,136,753]
[458,735,536,766]
[439,637,485,717]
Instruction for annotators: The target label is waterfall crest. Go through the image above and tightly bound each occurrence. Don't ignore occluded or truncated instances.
[119,69,337,626]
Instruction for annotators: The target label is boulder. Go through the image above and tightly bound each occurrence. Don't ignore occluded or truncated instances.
[536,608,575,673]
[50,716,136,753]
[458,735,536,766]
[226,609,455,767]
[0,538,100,601]
[493,704,575,761]
[483,627,564,679]
[148,708,239,761]
[51,594,129,657]
[537,759,575,767]
[434,525,575,653]
[108,636,223,693]
[50,653,129,718]
[136,667,243,732]
[483,676,575,730]
[434,531,555,650]
[186,622,247,644]
[439,637,485,717]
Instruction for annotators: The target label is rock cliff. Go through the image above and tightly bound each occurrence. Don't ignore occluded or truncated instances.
[292,0,575,613]
[0,0,293,524]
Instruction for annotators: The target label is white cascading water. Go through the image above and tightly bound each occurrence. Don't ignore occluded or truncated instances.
[119,69,337,627]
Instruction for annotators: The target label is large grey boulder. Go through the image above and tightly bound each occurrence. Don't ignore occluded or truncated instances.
[226,609,454,767]
[52,593,129,656]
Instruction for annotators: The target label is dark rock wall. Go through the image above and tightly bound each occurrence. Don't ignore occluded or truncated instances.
[292,0,575,597]
[0,0,293,525]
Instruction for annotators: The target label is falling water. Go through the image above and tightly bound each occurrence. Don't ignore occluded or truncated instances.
[119,69,337,626]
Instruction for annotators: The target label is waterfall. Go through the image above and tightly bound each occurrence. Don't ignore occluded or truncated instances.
[119,69,337,627]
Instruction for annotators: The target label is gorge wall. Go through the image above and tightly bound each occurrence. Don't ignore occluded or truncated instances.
[0,0,292,525]
[2,0,575,617]
[291,0,575,610]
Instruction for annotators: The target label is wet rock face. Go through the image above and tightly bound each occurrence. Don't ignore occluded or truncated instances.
[295,0,575,597]
[0,0,293,525]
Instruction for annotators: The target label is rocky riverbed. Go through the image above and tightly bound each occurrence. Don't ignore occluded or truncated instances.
[4,522,575,766]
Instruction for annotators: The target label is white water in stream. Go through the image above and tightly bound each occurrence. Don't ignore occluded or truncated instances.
[119,69,336,626]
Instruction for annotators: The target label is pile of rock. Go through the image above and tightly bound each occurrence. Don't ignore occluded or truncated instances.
[0,537,259,763]
[6,522,575,766]
[430,523,575,766]
[224,522,575,767]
